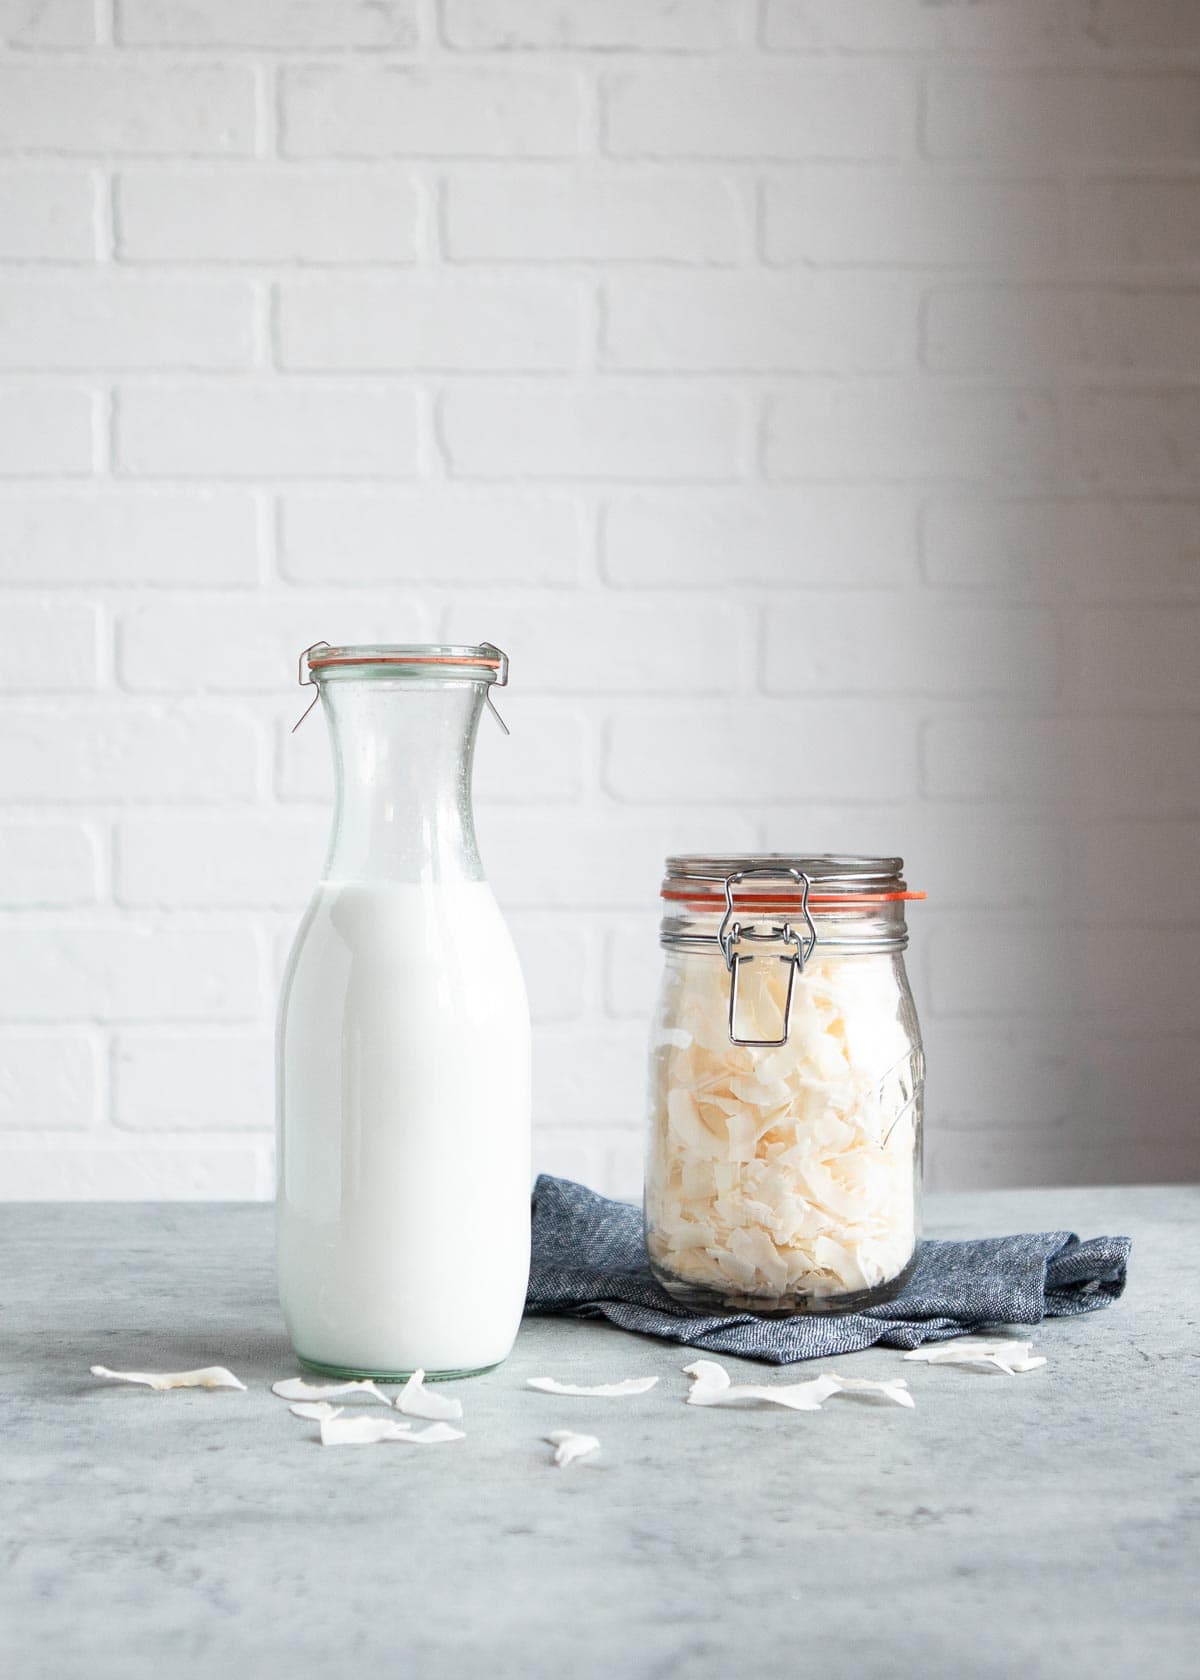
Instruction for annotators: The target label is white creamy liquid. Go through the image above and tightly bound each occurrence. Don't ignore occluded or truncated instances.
[277,878,531,1376]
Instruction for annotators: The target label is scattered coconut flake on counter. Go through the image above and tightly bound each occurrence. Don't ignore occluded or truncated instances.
[646,948,921,1310]
[683,1359,912,1411]
[271,1376,391,1405]
[828,1374,916,1408]
[684,1360,831,1411]
[318,1415,413,1446]
[527,1377,658,1398]
[289,1401,344,1422]
[400,1422,466,1445]
[546,1431,600,1468]
[319,1415,464,1447]
[904,1339,1046,1375]
[90,1365,245,1392]
[395,1369,463,1420]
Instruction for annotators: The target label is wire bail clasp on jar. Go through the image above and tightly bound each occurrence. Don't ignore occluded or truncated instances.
[719,867,817,1048]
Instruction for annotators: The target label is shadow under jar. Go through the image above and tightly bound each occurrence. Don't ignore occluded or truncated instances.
[645,855,925,1316]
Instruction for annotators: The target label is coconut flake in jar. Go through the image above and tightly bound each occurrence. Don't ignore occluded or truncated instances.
[644,856,924,1316]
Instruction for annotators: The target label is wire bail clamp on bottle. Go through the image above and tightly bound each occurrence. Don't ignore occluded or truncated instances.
[291,640,332,733]
[477,641,511,736]
[718,866,818,1049]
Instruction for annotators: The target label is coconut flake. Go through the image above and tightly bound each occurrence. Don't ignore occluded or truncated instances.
[395,1368,463,1421]
[546,1430,600,1468]
[401,1422,466,1444]
[684,1360,836,1412]
[90,1365,245,1392]
[318,1415,414,1446]
[646,947,921,1310]
[681,1358,731,1394]
[526,1376,659,1398]
[825,1374,915,1408]
[682,1359,912,1411]
[271,1376,392,1405]
[288,1401,344,1421]
[317,1415,466,1447]
[904,1338,1046,1375]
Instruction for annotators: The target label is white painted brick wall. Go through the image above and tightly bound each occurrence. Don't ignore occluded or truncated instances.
[441,1,749,52]
[281,64,584,157]
[603,63,915,158]
[0,603,99,690]
[602,489,911,587]
[0,490,260,583]
[1,2,98,50]
[765,383,1059,481]
[276,275,585,370]
[0,63,259,154]
[0,1033,98,1130]
[115,383,424,478]
[116,168,424,264]
[602,271,913,371]
[0,706,260,803]
[279,491,581,583]
[0,170,98,261]
[0,824,100,906]
[0,385,95,474]
[0,927,261,1020]
[114,0,421,49]
[1067,388,1200,485]
[762,598,1059,700]
[762,171,1068,267]
[0,276,256,369]
[0,0,1196,1201]
[444,168,748,263]
[441,380,745,478]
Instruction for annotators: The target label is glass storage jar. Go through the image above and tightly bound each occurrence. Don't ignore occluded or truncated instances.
[644,855,924,1316]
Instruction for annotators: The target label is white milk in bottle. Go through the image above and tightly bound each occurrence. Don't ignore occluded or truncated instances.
[276,645,531,1378]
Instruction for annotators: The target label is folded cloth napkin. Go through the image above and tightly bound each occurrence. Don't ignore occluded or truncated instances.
[525,1175,1131,1365]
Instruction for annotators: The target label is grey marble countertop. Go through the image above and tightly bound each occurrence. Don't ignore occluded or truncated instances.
[2,1185,1195,1680]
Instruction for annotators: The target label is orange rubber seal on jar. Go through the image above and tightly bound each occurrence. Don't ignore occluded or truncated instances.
[661,889,927,911]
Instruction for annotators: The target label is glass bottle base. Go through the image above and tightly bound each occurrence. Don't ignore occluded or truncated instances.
[650,1249,919,1318]
[296,1352,502,1383]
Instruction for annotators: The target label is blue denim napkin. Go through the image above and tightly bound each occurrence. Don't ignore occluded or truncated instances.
[525,1175,1131,1365]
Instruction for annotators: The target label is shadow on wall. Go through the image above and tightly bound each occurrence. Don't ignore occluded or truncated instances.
[904,14,1200,1189]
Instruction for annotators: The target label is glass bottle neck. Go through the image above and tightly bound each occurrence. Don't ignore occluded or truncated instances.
[319,678,486,884]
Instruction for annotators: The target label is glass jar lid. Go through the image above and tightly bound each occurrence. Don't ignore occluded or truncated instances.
[659,853,924,971]
[303,642,507,683]
[293,641,509,732]
[662,853,923,913]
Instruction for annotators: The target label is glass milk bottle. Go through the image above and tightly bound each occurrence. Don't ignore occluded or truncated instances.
[277,644,530,1379]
